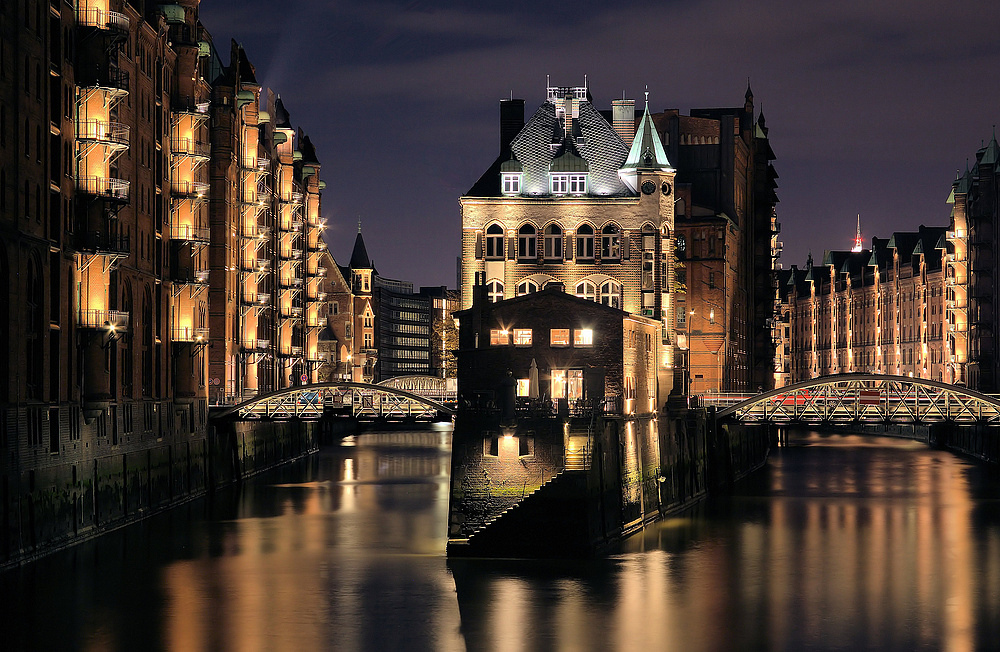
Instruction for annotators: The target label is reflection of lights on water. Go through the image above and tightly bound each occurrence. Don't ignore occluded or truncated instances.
[343,458,354,482]
[340,435,356,447]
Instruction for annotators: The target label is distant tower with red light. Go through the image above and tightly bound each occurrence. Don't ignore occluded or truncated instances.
[851,214,863,252]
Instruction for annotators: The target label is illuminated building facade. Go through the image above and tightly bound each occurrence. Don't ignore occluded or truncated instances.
[776,226,953,385]
[655,89,779,395]
[460,83,678,397]
[0,0,328,562]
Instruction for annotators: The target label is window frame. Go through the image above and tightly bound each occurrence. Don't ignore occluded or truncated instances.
[568,174,587,194]
[575,280,596,302]
[600,280,621,308]
[517,224,536,260]
[490,329,510,346]
[486,280,504,303]
[576,224,595,260]
[485,224,504,259]
[601,224,621,260]
[574,328,593,346]
[512,328,532,346]
[516,279,538,296]
[550,328,570,347]
[550,173,569,195]
[543,224,562,260]
[501,173,521,195]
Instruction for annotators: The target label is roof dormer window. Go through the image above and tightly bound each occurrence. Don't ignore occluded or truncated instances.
[551,173,586,196]
[501,173,521,196]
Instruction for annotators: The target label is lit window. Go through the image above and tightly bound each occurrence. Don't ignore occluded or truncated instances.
[517,224,536,259]
[600,281,621,308]
[517,378,530,396]
[487,280,504,303]
[550,328,570,347]
[364,333,373,348]
[601,224,621,260]
[576,224,594,259]
[551,174,569,194]
[575,280,596,301]
[574,329,593,346]
[513,329,532,346]
[551,369,566,399]
[485,224,504,259]
[544,224,563,259]
[569,174,587,194]
[516,279,538,296]
[502,173,521,195]
[551,369,584,400]
[490,329,509,345]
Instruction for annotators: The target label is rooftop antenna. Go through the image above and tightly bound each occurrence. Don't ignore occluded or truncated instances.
[584,74,588,91]
[644,85,649,109]
[358,217,362,234]
[546,74,550,90]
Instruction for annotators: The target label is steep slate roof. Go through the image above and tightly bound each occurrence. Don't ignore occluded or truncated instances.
[273,96,292,129]
[466,97,632,197]
[350,231,372,269]
[621,102,672,171]
[298,131,319,165]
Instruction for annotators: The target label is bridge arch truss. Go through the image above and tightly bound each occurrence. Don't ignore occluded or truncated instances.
[211,380,456,421]
[715,374,1000,424]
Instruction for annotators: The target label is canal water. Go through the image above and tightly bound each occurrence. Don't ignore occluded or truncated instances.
[3,427,1000,651]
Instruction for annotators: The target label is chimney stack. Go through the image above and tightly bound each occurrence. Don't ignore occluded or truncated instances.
[499,99,525,156]
[612,98,636,147]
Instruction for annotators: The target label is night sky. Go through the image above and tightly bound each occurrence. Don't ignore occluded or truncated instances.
[199,0,1000,288]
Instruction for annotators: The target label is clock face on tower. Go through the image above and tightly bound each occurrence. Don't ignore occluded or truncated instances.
[661,182,672,196]
[641,180,656,195]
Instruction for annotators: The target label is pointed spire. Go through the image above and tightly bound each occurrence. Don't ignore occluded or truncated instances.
[358,218,362,234]
[618,93,673,192]
[745,77,753,101]
[852,215,863,253]
[350,228,371,269]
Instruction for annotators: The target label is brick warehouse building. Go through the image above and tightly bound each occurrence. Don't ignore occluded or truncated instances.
[459,82,779,396]
[0,0,328,563]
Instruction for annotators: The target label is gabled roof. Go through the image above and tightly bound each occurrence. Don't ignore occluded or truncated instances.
[350,231,371,269]
[980,132,1000,168]
[298,131,319,165]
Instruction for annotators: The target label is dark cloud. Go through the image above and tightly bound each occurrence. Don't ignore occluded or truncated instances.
[201,0,1000,286]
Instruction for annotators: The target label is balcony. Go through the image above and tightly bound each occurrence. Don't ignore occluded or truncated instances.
[78,309,129,331]
[173,96,210,117]
[77,120,130,149]
[242,223,270,240]
[255,258,271,270]
[279,219,303,233]
[76,6,129,37]
[76,67,129,98]
[316,266,327,277]
[241,338,270,352]
[77,231,130,257]
[175,269,210,285]
[291,249,303,260]
[170,137,210,160]
[290,345,303,356]
[171,180,209,198]
[172,327,209,342]
[170,223,210,243]
[280,276,304,289]
[280,191,304,205]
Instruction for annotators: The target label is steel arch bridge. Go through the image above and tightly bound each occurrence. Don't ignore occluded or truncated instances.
[707,374,1000,424]
[210,379,456,421]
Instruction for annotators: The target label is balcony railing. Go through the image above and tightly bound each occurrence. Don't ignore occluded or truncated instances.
[170,137,210,159]
[241,339,270,352]
[242,224,270,240]
[172,327,209,342]
[77,67,129,94]
[78,309,129,331]
[77,232,130,256]
[280,277,304,288]
[170,223,210,242]
[76,6,129,35]
[171,180,210,198]
[176,269,210,285]
[255,258,271,270]
[290,346,303,356]
[77,119,130,148]
[76,176,130,202]
[316,266,327,277]
[173,96,210,116]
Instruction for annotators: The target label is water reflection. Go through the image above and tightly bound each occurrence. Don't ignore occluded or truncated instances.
[2,428,999,651]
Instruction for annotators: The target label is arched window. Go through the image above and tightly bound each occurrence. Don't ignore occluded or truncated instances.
[601,224,620,260]
[575,280,596,302]
[576,224,594,260]
[517,224,536,259]
[543,224,562,259]
[487,280,504,303]
[600,280,621,308]
[516,279,538,296]
[485,224,504,259]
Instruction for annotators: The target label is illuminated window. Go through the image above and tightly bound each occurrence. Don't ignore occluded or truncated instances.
[600,281,621,308]
[490,329,509,345]
[501,173,521,195]
[576,224,594,259]
[487,280,504,303]
[575,280,596,301]
[517,224,536,259]
[543,224,562,259]
[364,333,373,348]
[517,378,530,396]
[551,369,584,400]
[485,224,504,259]
[516,279,538,296]
[574,329,593,346]
[550,328,570,347]
[550,174,569,194]
[513,329,532,346]
[601,224,621,260]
